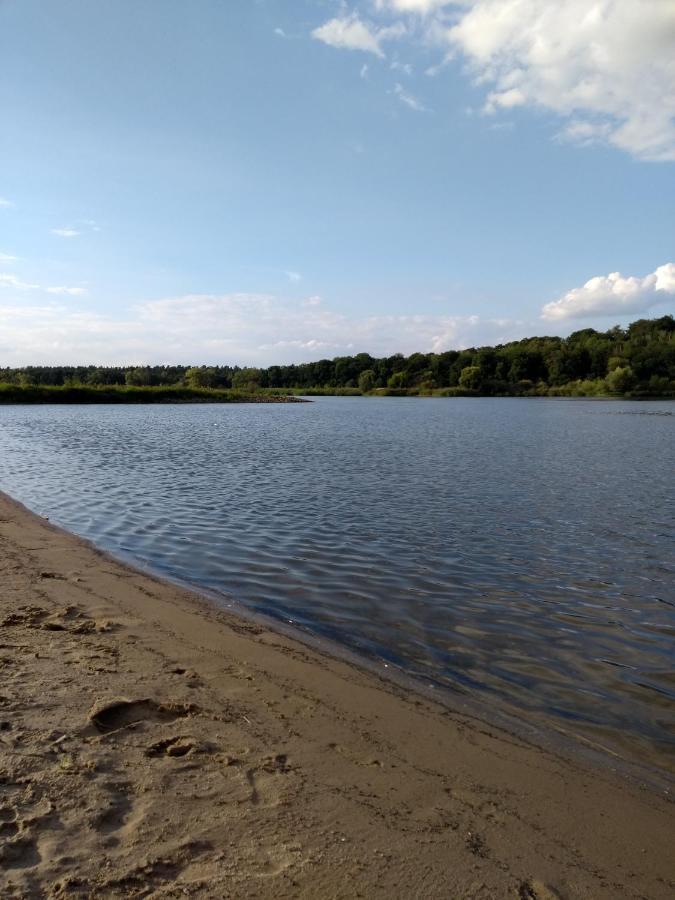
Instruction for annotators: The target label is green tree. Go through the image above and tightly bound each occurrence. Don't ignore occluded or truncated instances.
[358,369,376,393]
[387,371,407,389]
[459,365,482,391]
[185,366,218,389]
[125,367,152,386]
[232,368,262,390]
[605,365,636,394]
[606,356,626,373]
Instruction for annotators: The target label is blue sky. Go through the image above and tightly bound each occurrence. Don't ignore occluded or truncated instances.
[0,0,673,365]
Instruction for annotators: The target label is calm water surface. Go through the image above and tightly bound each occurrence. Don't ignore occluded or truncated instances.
[1,398,673,775]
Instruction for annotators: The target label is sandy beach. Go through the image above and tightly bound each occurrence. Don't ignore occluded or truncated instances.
[0,492,673,899]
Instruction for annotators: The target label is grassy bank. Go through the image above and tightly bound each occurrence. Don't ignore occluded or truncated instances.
[0,384,306,404]
[287,385,674,399]
[368,384,675,399]
[1,382,670,403]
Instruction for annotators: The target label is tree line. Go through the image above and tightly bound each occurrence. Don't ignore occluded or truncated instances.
[2,315,674,397]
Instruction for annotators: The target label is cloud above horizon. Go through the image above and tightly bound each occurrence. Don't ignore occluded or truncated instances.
[0,290,525,366]
[0,271,87,297]
[312,12,405,58]
[541,263,675,321]
[314,1,675,161]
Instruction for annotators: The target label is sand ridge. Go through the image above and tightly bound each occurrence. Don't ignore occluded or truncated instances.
[0,493,673,899]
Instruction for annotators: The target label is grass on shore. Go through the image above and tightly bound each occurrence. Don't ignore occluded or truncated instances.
[1,382,671,404]
[0,384,304,404]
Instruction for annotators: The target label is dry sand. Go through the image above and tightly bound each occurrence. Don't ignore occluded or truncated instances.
[0,492,673,899]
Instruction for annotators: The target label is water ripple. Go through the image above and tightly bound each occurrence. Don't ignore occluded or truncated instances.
[0,397,673,775]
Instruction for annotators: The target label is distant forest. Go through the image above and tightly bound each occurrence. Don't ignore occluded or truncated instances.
[2,315,674,398]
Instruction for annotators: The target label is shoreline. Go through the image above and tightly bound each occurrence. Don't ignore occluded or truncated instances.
[1,493,674,898]
[108,524,675,798]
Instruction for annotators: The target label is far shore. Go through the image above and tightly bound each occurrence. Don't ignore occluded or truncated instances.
[0,492,673,898]
[0,385,308,404]
[1,383,673,404]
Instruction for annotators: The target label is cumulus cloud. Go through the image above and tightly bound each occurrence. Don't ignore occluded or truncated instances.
[316,1,675,161]
[0,290,522,365]
[312,13,405,58]
[445,0,675,160]
[0,197,14,208]
[51,227,81,238]
[541,263,675,321]
[0,252,18,262]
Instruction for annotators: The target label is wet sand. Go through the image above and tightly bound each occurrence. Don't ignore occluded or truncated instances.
[0,492,673,899]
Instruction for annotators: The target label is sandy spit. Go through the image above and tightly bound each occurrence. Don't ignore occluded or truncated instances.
[0,493,673,900]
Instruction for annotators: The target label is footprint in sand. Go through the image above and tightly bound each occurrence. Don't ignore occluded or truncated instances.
[1,606,48,628]
[43,606,106,634]
[88,698,198,735]
[0,804,18,837]
[0,835,41,870]
[145,736,200,759]
[519,880,564,900]
[2,603,113,636]
[94,789,134,835]
[327,741,383,768]
[245,754,296,808]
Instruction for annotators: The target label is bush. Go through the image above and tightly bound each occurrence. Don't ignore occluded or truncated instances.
[605,366,636,394]
[459,366,482,391]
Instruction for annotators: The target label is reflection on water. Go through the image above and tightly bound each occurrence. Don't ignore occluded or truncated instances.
[0,397,673,775]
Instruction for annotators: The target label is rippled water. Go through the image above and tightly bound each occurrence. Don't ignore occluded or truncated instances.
[1,398,674,775]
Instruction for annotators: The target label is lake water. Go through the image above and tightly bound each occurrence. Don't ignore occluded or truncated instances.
[0,397,673,777]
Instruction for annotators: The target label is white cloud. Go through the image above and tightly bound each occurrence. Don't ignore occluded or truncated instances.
[0,272,87,296]
[483,88,525,114]
[0,197,14,208]
[391,60,413,75]
[312,13,405,58]
[318,1,675,161]
[274,27,287,38]
[51,227,81,238]
[285,270,302,283]
[45,286,88,296]
[393,82,431,112]
[448,0,675,161]
[0,290,523,365]
[375,0,447,11]
[0,273,39,290]
[0,252,17,262]
[542,263,675,321]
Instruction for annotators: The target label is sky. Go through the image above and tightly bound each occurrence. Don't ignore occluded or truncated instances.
[0,0,674,366]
